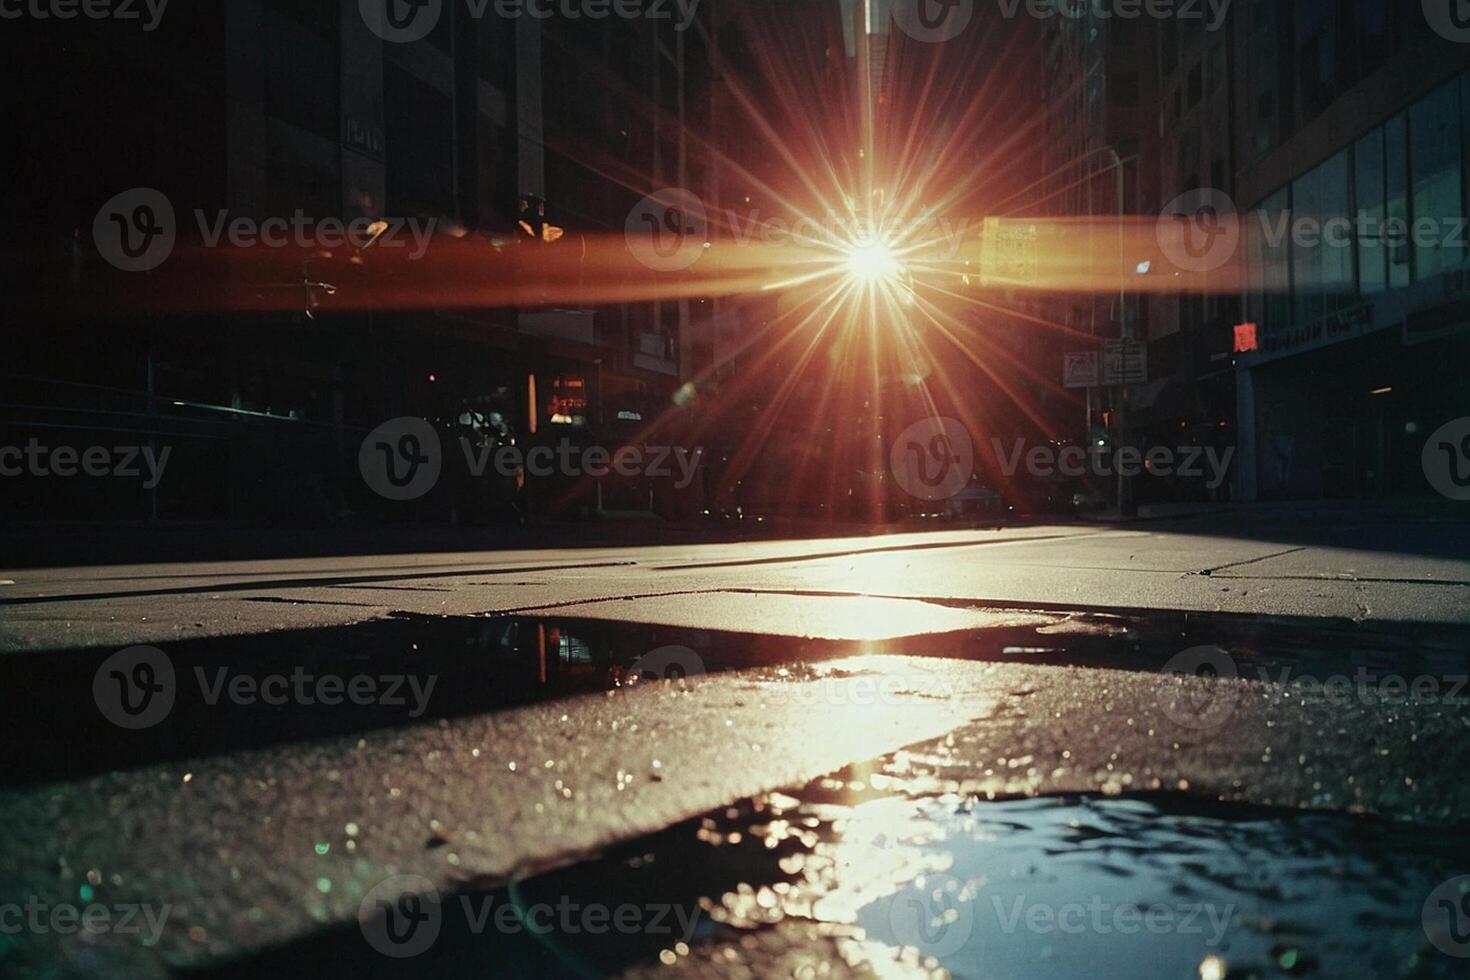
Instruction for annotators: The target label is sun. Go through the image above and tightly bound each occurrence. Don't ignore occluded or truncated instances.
[844,238,902,286]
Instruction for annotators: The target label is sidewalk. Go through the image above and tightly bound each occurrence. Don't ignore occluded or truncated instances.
[1088,497,1470,524]
[5,498,1463,570]
[0,514,1014,570]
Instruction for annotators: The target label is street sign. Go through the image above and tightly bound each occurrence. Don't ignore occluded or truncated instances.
[1063,351,1100,389]
[1103,339,1148,385]
[980,218,1038,286]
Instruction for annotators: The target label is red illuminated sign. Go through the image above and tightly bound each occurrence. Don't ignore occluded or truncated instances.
[1233,322,1259,353]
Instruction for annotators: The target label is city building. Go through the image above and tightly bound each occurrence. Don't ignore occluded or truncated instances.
[4,0,713,522]
[1136,11,1241,503]
[1233,4,1470,500]
[1015,5,1163,508]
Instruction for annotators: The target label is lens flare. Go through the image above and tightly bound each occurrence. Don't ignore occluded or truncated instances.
[845,239,901,286]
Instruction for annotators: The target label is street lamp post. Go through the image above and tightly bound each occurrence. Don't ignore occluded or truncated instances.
[986,145,1136,515]
[1098,147,1136,518]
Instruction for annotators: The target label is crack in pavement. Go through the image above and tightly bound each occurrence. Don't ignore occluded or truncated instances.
[0,561,641,606]
[1195,546,1306,576]
[1210,573,1470,587]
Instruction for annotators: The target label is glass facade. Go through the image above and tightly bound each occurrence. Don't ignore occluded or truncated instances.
[1248,71,1470,347]
[1410,81,1464,281]
[1246,0,1401,161]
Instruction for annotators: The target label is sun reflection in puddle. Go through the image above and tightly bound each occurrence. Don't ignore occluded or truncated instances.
[649,771,1467,980]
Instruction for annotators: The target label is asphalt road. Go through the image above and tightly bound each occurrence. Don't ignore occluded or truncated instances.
[1,505,1467,977]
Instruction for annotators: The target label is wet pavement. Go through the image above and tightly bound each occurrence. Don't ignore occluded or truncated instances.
[180,785,1470,979]
[2,608,1468,977]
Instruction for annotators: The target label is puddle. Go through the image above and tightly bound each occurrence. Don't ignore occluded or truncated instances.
[650,782,1469,979]
[3,609,1465,787]
[191,755,1469,979]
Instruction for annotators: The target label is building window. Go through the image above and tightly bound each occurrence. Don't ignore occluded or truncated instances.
[1294,0,1335,123]
[1353,128,1387,295]
[1385,113,1410,288]
[1248,0,1284,158]
[1299,149,1352,326]
[386,65,455,218]
[1410,80,1464,282]
[1291,151,1353,327]
[263,1,340,139]
[1255,188,1292,340]
[1352,0,1393,81]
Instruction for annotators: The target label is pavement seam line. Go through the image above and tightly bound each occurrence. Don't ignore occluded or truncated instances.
[1196,546,1307,576]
